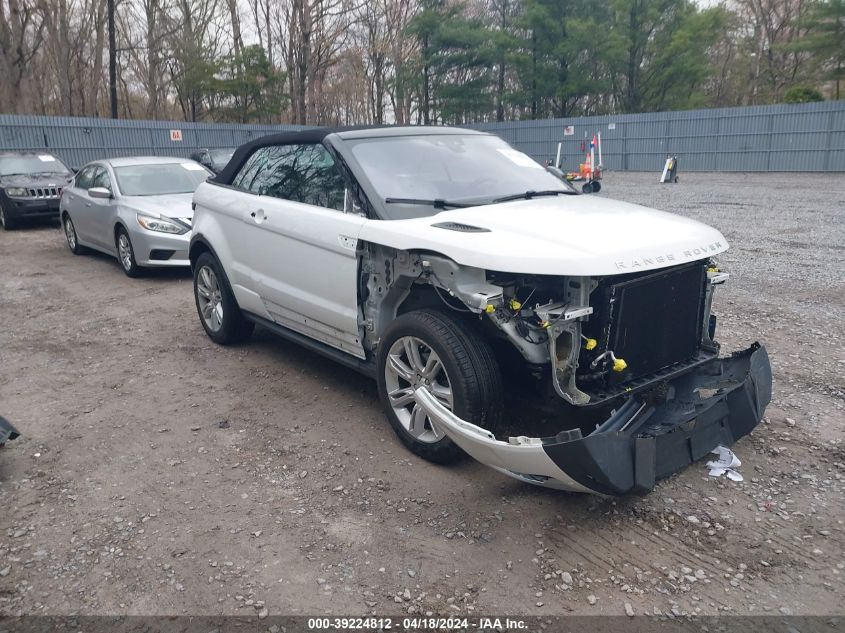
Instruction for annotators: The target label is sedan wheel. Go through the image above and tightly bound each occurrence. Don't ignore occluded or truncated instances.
[384,336,453,444]
[64,215,83,254]
[115,227,141,277]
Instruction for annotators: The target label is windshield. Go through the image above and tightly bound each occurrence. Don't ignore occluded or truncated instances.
[209,149,234,165]
[0,154,71,177]
[114,163,211,196]
[348,134,575,219]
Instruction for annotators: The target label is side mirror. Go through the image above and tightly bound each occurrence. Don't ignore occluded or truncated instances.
[88,187,112,199]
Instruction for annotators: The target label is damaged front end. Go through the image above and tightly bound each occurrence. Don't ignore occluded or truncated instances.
[363,246,772,495]
[416,343,771,495]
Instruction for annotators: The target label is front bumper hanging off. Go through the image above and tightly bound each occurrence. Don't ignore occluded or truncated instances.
[415,343,772,495]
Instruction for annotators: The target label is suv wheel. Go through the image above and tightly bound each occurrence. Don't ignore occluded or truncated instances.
[193,252,254,344]
[376,309,502,464]
[0,203,16,230]
[116,227,142,277]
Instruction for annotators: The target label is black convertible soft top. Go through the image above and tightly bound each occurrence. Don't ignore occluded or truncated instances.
[213,125,384,185]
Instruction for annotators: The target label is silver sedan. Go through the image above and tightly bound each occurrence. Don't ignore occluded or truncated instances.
[60,156,212,277]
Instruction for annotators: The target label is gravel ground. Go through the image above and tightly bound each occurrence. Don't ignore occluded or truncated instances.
[0,171,843,618]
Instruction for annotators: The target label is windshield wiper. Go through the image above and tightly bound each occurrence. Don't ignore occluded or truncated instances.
[492,189,576,203]
[385,197,472,209]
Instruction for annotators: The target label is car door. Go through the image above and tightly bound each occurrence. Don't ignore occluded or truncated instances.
[86,166,117,250]
[232,143,368,358]
[64,165,97,242]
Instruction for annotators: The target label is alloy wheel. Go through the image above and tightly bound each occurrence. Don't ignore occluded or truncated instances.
[196,265,224,332]
[117,233,133,271]
[64,217,77,249]
[383,336,453,443]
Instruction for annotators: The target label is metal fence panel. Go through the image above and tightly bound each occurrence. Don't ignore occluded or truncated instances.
[0,115,303,168]
[470,100,845,172]
[1,101,843,171]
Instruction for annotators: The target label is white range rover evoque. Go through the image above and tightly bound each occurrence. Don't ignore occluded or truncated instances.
[189,126,772,495]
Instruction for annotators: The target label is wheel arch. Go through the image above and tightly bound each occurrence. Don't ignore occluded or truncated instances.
[113,220,129,243]
[189,234,220,271]
[361,243,490,344]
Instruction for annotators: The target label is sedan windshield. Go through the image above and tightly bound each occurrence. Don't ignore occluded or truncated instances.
[0,154,71,177]
[347,134,575,219]
[115,163,211,196]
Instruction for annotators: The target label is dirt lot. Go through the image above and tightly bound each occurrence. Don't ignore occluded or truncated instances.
[1,172,843,618]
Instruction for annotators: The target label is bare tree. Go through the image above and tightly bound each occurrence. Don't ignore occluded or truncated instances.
[732,0,813,102]
[0,0,44,113]
[274,0,354,125]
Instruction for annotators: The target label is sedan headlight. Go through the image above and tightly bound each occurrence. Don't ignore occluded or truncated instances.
[136,214,189,235]
[4,187,29,198]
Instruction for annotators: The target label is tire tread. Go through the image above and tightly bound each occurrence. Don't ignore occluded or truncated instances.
[376,309,502,464]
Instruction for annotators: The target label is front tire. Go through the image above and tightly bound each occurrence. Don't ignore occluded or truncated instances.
[0,203,17,230]
[193,252,254,344]
[376,309,502,464]
[115,226,142,277]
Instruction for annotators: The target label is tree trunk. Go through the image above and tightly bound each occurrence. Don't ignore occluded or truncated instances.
[422,33,430,124]
[107,0,117,117]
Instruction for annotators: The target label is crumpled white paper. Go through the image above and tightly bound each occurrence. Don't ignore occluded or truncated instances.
[706,445,743,481]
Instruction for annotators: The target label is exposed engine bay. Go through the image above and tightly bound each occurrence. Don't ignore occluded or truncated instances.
[360,245,729,413]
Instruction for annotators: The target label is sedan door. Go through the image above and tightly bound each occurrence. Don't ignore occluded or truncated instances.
[231,143,367,358]
[62,165,96,238]
[84,166,118,250]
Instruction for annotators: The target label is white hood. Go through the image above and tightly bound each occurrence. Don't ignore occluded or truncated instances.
[359,195,728,275]
[125,193,194,221]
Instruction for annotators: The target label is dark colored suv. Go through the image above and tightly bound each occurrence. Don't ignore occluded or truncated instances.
[0,152,74,229]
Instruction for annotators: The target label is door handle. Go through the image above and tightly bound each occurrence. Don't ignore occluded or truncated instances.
[85,202,92,207]
[250,208,266,223]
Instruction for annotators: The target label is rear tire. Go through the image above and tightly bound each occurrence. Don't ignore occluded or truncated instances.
[115,226,142,277]
[0,203,17,230]
[193,252,254,344]
[63,213,85,254]
[376,309,502,464]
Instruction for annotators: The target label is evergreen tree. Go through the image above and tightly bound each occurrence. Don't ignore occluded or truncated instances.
[215,45,288,123]
[784,0,845,99]
[407,0,496,124]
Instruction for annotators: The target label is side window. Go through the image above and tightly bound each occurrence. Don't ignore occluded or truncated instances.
[75,166,96,190]
[233,144,346,211]
[91,167,112,192]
